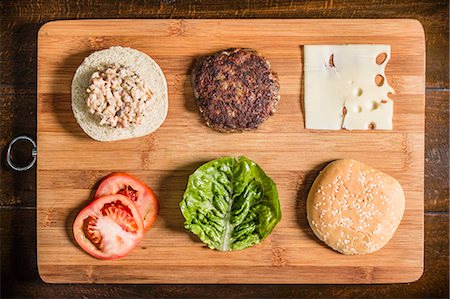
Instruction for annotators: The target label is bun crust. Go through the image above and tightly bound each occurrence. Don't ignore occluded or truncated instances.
[307,159,405,255]
[71,46,168,141]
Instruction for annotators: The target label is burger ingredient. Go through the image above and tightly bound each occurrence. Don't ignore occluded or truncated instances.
[72,194,145,260]
[191,48,280,132]
[95,172,159,231]
[72,46,168,142]
[86,64,153,128]
[180,156,281,251]
[306,159,405,255]
[304,45,394,130]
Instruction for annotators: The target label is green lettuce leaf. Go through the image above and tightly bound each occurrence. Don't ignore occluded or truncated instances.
[180,156,281,251]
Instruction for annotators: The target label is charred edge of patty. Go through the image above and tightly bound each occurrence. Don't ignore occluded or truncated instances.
[191,48,280,132]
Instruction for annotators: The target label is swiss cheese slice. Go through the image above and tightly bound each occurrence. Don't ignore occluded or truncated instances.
[304,45,395,130]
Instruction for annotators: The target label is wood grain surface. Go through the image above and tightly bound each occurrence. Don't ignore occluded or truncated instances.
[36,19,425,284]
[1,0,448,297]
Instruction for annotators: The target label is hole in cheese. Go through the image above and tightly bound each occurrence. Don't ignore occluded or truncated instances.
[375,74,385,86]
[353,88,363,97]
[354,106,363,113]
[329,54,335,67]
[368,122,376,129]
[371,101,380,110]
[376,53,387,65]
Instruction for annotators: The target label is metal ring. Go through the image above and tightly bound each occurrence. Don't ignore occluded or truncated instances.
[6,135,37,171]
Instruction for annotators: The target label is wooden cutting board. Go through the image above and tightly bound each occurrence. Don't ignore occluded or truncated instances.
[37,19,425,284]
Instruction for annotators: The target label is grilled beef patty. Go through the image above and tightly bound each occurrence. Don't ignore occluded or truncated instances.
[191,48,280,132]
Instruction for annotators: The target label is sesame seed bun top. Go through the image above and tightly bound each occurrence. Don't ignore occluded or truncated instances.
[306,159,405,255]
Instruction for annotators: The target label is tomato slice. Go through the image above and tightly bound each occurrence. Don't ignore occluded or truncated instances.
[73,194,144,260]
[95,173,158,231]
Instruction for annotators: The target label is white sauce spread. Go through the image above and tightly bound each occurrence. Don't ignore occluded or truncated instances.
[86,64,153,128]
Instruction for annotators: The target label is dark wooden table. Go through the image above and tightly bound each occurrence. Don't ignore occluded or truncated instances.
[1,1,448,298]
